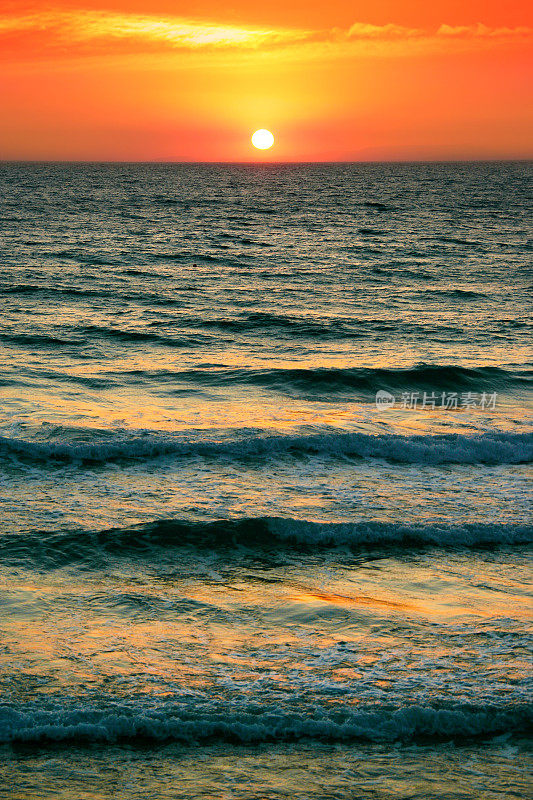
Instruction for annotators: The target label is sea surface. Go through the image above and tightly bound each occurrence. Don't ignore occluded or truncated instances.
[0,162,531,799]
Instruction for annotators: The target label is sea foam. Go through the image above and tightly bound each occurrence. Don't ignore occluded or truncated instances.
[1,701,530,745]
[1,430,531,465]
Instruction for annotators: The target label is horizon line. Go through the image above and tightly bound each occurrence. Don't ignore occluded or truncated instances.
[1,158,532,166]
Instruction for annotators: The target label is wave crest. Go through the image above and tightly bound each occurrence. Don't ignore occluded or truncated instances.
[2,519,531,570]
[1,702,530,745]
[1,430,531,466]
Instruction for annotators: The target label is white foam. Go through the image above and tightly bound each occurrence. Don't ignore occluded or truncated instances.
[1,429,531,465]
[0,702,530,744]
[263,518,533,547]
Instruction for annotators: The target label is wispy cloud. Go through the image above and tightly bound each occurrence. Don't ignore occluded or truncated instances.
[346,23,422,39]
[436,23,532,38]
[0,9,530,62]
[346,21,531,40]
[0,9,307,50]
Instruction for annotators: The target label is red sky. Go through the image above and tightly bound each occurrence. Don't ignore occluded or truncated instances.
[1,0,532,160]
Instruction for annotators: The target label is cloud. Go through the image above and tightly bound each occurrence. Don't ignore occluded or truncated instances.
[346,23,422,40]
[0,10,308,51]
[437,23,532,38]
[0,9,530,63]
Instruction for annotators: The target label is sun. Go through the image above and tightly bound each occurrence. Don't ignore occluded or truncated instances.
[251,129,274,150]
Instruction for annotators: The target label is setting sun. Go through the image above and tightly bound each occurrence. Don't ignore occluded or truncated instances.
[251,129,275,150]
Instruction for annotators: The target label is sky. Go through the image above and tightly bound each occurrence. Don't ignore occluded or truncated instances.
[1,1,532,161]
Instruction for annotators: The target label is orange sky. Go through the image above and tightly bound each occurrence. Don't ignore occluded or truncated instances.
[1,0,532,161]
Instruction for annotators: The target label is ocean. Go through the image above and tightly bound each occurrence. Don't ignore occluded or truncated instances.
[0,161,531,799]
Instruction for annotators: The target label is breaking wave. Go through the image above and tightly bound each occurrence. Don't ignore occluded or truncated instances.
[1,701,530,745]
[1,519,531,570]
[1,430,531,466]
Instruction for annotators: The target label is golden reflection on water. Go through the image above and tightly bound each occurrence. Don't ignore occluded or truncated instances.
[289,587,416,610]
[1,551,531,701]
[2,349,530,435]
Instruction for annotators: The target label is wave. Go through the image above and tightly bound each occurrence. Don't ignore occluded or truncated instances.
[77,325,206,346]
[418,289,487,300]
[0,284,106,298]
[201,313,361,338]
[0,284,183,308]
[1,701,530,745]
[2,519,531,569]
[0,430,530,466]
[178,364,530,393]
[395,268,433,280]
[0,332,82,347]
[165,363,531,392]
[0,329,212,350]
[12,361,521,392]
[425,236,482,248]
[198,314,468,339]
[362,201,395,211]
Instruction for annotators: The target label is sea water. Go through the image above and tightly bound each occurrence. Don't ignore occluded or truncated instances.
[0,162,531,798]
